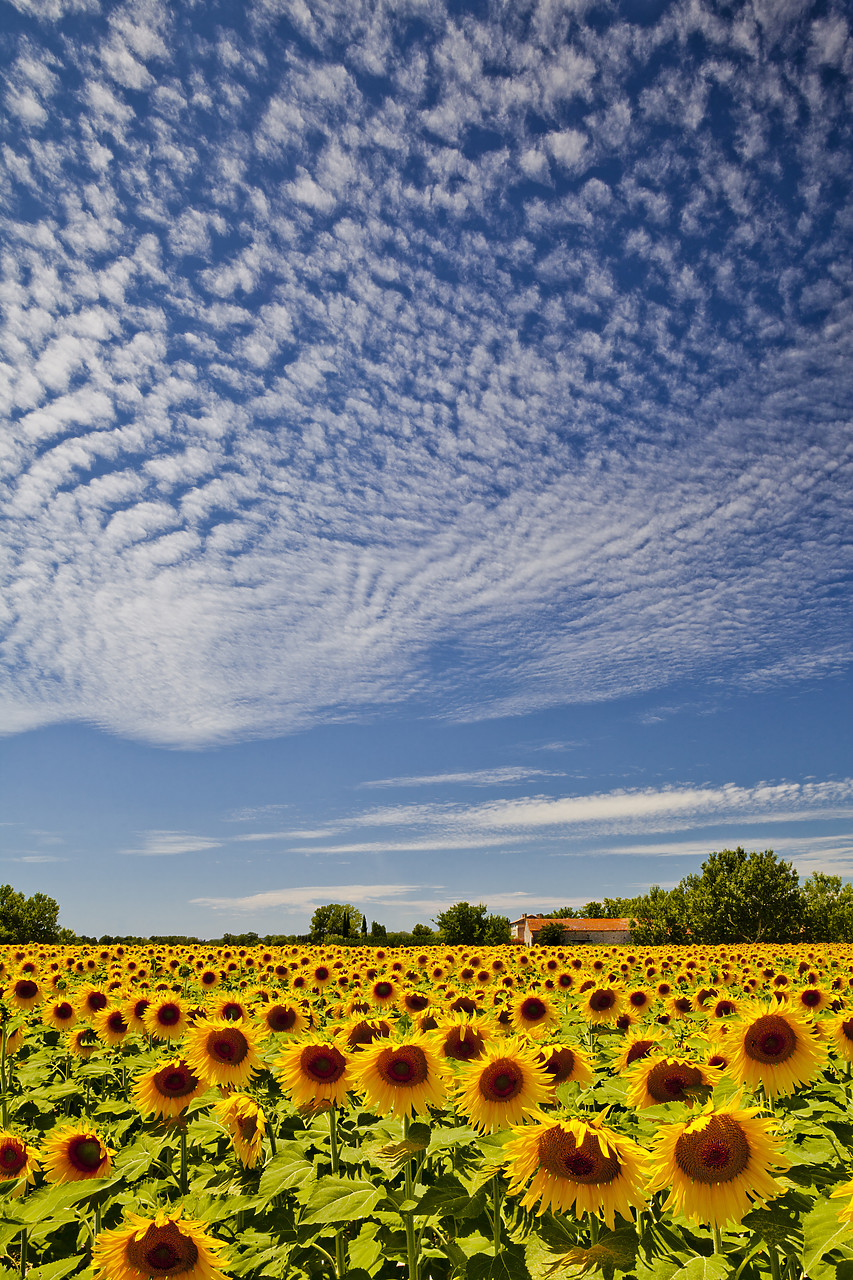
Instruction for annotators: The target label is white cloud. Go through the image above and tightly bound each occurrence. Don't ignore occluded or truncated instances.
[121,831,223,856]
[359,767,563,789]
[191,882,434,913]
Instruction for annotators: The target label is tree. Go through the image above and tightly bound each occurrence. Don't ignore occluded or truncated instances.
[370,920,387,940]
[582,901,604,918]
[629,885,690,946]
[682,848,803,944]
[310,903,364,943]
[802,873,853,942]
[360,915,368,938]
[0,885,62,943]
[483,913,511,945]
[411,923,436,939]
[537,921,566,944]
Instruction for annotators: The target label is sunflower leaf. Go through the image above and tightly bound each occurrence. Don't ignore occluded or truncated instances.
[801,1196,853,1277]
[467,1242,530,1280]
[299,1176,382,1224]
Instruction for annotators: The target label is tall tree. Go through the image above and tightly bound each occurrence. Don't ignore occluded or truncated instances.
[0,885,62,943]
[309,902,364,942]
[681,847,803,944]
[802,873,853,943]
[434,902,509,945]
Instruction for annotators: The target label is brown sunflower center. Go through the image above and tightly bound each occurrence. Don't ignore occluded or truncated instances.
[220,1003,243,1021]
[625,1039,655,1065]
[442,1027,486,1061]
[68,1136,106,1173]
[801,990,821,1007]
[267,1006,298,1032]
[378,1046,429,1087]
[645,1060,705,1103]
[237,1114,258,1140]
[86,993,108,1012]
[55,1002,74,1020]
[107,1012,128,1033]
[520,998,547,1022]
[538,1127,621,1184]
[155,1063,200,1097]
[478,1058,523,1101]
[201,972,217,985]
[674,1115,751,1184]
[0,1141,27,1175]
[15,981,37,1000]
[128,1223,199,1275]
[301,1045,347,1082]
[157,1004,181,1026]
[629,992,649,1007]
[589,990,616,1012]
[404,993,430,1012]
[744,1015,797,1064]
[841,1019,853,1043]
[539,1047,576,1083]
[714,1001,737,1016]
[374,982,394,999]
[207,1028,249,1065]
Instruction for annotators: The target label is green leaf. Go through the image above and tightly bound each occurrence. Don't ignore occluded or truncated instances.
[25,1259,84,1280]
[300,1177,382,1225]
[257,1144,316,1198]
[467,1244,529,1280]
[413,1175,472,1217]
[802,1197,853,1277]
[741,1202,804,1255]
[668,1258,732,1280]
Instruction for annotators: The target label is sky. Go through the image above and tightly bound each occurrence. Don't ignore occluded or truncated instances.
[0,0,851,939]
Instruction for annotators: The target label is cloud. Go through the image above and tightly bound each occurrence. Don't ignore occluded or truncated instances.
[359,767,564,788]
[0,0,850,749]
[191,882,435,913]
[121,831,223,856]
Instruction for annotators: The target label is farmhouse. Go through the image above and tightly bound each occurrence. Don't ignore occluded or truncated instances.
[510,913,632,946]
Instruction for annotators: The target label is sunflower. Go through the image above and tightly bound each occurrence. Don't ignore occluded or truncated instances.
[0,1131,39,1193]
[509,993,559,1038]
[276,1039,352,1109]
[77,986,110,1019]
[215,1094,265,1168]
[185,1019,262,1089]
[431,1014,493,1062]
[580,987,624,1025]
[831,1178,853,1223]
[92,1207,230,1280]
[455,1037,552,1133]
[94,1007,131,1047]
[625,1055,715,1109]
[535,1041,594,1091]
[624,987,655,1017]
[212,998,248,1024]
[728,1003,826,1098]
[647,1096,789,1227]
[792,986,831,1018]
[42,1125,112,1183]
[335,1017,393,1053]
[400,990,432,1016]
[9,978,42,1012]
[43,998,78,1031]
[143,996,189,1042]
[255,1003,307,1039]
[503,1112,647,1229]
[831,1014,853,1063]
[352,1034,450,1120]
[133,1059,208,1120]
[68,1027,100,1058]
[612,1033,662,1074]
[369,977,398,1008]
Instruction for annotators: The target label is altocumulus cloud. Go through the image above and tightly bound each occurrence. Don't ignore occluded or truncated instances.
[1,0,851,747]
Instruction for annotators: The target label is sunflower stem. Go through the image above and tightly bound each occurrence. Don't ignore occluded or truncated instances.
[19,1228,26,1279]
[179,1124,188,1196]
[712,1225,723,1255]
[0,1024,7,1129]
[588,1215,599,1246]
[768,1244,782,1280]
[403,1116,419,1280]
[328,1108,346,1279]
[491,1173,503,1257]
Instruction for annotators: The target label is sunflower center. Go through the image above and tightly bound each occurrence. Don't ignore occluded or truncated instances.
[745,1015,797,1064]
[155,1064,199,1097]
[69,1137,105,1172]
[378,1046,429,1088]
[841,1019,853,1043]
[129,1224,199,1276]
[645,1060,704,1103]
[479,1058,523,1101]
[520,998,546,1021]
[801,990,820,1007]
[157,1004,181,1025]
[405,994,430,1012]
[87,993,108,1012]
[674,1115,751,1184]
[301,1046,346,1082]
[374,983,393,999]
[221,1003,243,1021]
[443,1028,486,1061]
[540,1048,576,1083]
[0,1142,26,1175]
[108,1012,128,1033]
[629,992,649,1007]
[237,1114,258,1140]
[208,1029,248,1065]
[625,1040,654,1066]
[55,1002,74,1020]
[589,990,616,1011]
[268,1006,298,1032]
[538,1127,621,1185]
[15,981,37,1000]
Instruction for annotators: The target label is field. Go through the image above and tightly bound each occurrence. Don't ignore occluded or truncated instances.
[1,942,853,1280]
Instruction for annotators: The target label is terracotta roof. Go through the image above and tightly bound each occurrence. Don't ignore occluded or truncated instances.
[528,917,631,932]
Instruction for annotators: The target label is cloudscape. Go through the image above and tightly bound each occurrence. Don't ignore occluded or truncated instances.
[1,0,850,936]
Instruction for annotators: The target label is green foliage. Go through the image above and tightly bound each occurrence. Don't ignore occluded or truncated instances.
[309,902,364,942]
[802,874,853,943]
[434,901,510,945]
[0,885,62,944]
[535,921,566,944]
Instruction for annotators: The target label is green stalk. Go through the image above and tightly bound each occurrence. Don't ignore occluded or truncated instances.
[588,1214,600,1247]
[329,1108,346,1279]
[768,1244,782,1280]
[403,1116,419,1280]
[179,1125,188,1196]
[0,1024,7,1128]
[713,1225,723,1255]
[19,1228,27,1280]
[491,1173,503,1258]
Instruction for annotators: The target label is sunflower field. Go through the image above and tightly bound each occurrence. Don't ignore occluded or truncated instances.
[2,943,853,1280]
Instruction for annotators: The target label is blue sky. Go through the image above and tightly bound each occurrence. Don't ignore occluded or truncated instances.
[1,0,851,938]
